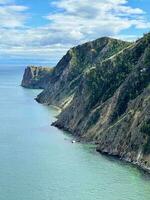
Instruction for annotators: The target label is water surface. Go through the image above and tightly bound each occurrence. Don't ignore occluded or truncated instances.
[0,66,150,200]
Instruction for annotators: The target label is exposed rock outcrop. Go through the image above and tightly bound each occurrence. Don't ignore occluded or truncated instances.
[21,66,53,89]
[22,34,150,172]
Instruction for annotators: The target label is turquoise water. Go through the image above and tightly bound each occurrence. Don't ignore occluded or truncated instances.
[0,66,150,200]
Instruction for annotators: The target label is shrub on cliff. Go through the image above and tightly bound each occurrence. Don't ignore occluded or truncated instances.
[141,119,150,136]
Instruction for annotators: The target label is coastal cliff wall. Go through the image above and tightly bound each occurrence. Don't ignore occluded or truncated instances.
[36,37,130,107]
[21,66,53,89]
[53,34,150,171]
[21,34,150,172]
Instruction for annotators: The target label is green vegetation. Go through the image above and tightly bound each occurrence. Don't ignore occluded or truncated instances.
[141,119,150,136]
[144,139,150,155]
[67,38,130,83]
[85,109,100,129]
[141,119,150,154]
[83,33,150,123]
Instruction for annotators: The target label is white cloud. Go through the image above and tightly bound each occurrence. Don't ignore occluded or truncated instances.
[0,0,150,66]
[0,2,28,28]
[46,0,149,42]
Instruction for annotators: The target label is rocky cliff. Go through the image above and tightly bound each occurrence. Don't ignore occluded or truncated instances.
[21,66,53,89]
[53,34,150,171]
[22,34,150,172]
[36,37,130,107]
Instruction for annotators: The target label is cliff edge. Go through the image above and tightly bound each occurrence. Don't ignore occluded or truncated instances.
[21,66,53,89]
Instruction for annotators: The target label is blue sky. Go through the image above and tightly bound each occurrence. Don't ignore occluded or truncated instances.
[0,0,150,66]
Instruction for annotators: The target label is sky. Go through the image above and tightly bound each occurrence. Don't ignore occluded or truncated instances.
[0,0,150,66]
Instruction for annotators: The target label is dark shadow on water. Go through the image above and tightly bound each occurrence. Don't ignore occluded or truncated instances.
[98,152,150,180]
[51,125,150,181]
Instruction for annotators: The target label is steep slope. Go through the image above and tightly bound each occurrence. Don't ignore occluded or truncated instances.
[21,34,150,171]
[53,33,150,170]
[21,66,53,89]
[36,37,130,108]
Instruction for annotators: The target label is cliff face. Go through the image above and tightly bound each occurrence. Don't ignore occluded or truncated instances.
[22,34,150,171]
[53,34,150,171]
[21,66,53,89]
[36,37,130,107]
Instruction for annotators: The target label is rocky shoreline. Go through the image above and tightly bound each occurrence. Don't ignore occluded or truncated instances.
[51,116,150,173]
[22,34,150,173]
[52,117,150,173]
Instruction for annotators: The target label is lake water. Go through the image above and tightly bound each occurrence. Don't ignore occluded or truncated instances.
[0,66,150,200]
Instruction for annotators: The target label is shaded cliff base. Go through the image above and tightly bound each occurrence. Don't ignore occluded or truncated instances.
[53,121,150,173]
[53,120,150,173]
[97,150,150,175]
[97,149,150,173]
